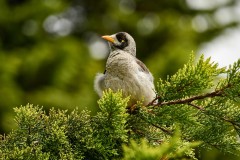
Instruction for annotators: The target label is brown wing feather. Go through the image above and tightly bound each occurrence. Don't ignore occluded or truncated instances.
[135,58,150,73]
[135,58,154,82]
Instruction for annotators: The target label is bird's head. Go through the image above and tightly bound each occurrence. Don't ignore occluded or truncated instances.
[102,32,136,56]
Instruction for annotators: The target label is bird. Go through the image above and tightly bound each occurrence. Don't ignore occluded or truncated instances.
[94,32,156,106]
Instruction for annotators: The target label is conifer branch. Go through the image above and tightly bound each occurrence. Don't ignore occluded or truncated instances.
[148,87,227,107]
[188,103,204,110]
[150,123,173,135]
[188,102,240,133]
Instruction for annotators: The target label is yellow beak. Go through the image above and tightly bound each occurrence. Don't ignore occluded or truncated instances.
[102,35,115,43]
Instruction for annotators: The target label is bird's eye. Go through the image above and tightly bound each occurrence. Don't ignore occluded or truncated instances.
[121,40,125,43]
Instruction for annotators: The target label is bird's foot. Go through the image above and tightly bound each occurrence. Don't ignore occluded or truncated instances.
[127,104,138,114]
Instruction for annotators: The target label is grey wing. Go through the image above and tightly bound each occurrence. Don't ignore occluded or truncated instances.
[135,58,154,82]
[94,73,105,97]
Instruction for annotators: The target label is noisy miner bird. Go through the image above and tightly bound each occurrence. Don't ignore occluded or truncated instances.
[94,32,156,106]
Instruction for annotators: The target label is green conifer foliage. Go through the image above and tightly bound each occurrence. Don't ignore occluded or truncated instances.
[1,55,240,160]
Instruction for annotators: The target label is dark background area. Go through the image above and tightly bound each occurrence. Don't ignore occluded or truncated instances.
[0,0,239,159]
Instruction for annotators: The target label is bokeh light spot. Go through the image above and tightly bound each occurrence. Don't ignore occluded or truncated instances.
[87,35,109,60]
[137,13,160,36]
[119,0,136,14]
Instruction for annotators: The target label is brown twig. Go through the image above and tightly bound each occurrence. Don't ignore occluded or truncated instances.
[150,123,173,135]
[150,89,223,107]
[188,103,204,111]
[188,103,240,131]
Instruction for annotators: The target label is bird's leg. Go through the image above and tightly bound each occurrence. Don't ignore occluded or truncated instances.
[147,97,158,106]
[127,104,138,114]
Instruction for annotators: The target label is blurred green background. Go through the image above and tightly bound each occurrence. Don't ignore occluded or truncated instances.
[0,0,239,159]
